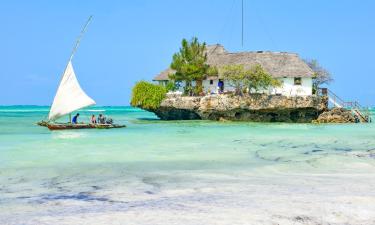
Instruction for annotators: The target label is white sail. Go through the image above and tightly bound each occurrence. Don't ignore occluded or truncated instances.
[48,61,96,121]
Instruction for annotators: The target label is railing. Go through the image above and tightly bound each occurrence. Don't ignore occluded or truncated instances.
[350,101,372,123]
[318,88,372,123]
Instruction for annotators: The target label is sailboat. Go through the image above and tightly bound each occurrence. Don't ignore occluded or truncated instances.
[38,16,125,130]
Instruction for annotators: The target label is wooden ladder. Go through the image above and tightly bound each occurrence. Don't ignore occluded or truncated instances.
[318,88,371,123]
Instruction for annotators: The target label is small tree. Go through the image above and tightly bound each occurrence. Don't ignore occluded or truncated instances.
[220,65,248,96]
[169,37,209,96]
[304,59,333,92]
[220,64,280,95]
[247,64,281,93]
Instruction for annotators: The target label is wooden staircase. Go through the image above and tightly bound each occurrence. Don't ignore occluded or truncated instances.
[318,88,371,123]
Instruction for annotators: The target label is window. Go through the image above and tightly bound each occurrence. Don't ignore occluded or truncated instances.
[294,77,302,85]
[209,80,214,85]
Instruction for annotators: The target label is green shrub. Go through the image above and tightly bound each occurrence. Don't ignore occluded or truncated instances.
[130,81,167,110]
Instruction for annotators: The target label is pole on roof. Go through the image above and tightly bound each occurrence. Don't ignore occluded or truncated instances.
[241,0,244,47]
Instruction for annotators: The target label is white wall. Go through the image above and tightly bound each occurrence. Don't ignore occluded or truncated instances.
[165,77,313,96]
[203,79,235,93]
[272,77,312,96]
[222,80,236,92]
[203,79,218,93]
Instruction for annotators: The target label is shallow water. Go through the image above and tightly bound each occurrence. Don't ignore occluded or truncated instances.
[1,106,375,225]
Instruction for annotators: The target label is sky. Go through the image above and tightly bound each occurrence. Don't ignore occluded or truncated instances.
[1,0,375,106]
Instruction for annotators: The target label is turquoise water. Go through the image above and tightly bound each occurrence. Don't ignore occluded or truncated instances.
[1,106,375,225]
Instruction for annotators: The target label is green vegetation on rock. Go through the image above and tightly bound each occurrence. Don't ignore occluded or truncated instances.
[130,81,167,110]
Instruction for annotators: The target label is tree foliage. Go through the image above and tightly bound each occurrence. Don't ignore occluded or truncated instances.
[220,65,248,95]
[207,66,219,76]
[165,81,177,92]
[220,64,280,95]
[130,81,167,110]
[247,64,281,93]
[169,37,209,96]
[304,59,333,90]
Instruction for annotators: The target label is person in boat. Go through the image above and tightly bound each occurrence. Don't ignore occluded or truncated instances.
[72,113,80,124]
[91,115,97,124]
[106,118,113,124]
[98,114,106,124]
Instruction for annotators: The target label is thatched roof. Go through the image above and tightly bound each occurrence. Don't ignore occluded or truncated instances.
[153,44,313,81]
[153,68,176,81]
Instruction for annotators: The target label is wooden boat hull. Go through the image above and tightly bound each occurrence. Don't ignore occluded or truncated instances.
[37,121,126,130]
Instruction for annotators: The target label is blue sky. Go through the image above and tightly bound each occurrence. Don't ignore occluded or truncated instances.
[1,0,375,106]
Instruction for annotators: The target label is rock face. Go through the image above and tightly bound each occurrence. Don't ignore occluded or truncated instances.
[313,107,355,123]
[153,96,202,120]
[148,94,329,123]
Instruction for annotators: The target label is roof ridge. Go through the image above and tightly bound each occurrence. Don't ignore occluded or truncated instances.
[225,51,298,55]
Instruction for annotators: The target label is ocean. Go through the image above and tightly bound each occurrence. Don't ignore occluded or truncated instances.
[0,106,375,225]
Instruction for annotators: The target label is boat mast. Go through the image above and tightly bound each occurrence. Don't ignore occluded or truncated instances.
[47,16,93,122]
[68,15,93,123]
[69,15,93,62]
